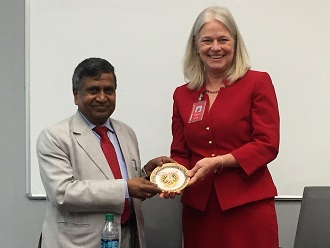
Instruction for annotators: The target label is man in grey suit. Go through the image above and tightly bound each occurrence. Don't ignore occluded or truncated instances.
[37,57,173,248]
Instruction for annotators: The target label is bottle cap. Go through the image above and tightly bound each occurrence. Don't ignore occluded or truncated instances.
[105,213,114,221]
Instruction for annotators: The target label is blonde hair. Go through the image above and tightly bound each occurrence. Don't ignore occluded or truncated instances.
[183,6,250,90]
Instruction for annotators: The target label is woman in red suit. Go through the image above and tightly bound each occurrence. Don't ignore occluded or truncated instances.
[170,6,280,248]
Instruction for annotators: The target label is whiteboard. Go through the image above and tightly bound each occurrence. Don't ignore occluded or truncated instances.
[25,0,330,199]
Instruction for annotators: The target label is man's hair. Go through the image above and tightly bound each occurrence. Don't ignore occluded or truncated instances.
[72,57,117,93]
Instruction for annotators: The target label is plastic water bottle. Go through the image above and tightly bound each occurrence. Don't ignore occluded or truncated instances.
[101,213,119,248]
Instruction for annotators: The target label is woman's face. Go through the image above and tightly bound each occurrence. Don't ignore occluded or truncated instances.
[197,20,235,76]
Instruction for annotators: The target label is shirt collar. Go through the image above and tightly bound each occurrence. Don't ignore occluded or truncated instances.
[79,111,114,133]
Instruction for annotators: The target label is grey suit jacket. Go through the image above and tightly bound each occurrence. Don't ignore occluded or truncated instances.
[37,111,145,248]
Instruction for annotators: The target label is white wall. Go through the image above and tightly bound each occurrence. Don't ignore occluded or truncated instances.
[26,0,330,200]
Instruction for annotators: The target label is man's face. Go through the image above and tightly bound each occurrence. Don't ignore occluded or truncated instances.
[74,73,116,126]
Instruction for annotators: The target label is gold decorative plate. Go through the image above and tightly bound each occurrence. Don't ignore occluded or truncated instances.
[150,163,190,191]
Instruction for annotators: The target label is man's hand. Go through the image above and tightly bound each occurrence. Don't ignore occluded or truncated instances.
[127,178,162,200]
[143,156,176,177]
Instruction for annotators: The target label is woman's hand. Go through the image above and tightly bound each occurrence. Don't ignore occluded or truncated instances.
[158,190,181,199]
[188,154,238,186]
[187,157,221,185]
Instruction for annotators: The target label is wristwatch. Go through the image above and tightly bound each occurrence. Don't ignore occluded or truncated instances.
[142,167,150,180]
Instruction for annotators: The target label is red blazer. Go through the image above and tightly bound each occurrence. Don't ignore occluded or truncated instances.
[170,70,280,211]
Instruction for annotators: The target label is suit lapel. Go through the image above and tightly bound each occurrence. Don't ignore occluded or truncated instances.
[71,112,114,179]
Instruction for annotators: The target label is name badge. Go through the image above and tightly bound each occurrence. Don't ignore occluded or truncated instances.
[188,100,206,123]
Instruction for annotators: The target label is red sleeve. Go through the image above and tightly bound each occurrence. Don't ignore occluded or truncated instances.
[231,72,280,176]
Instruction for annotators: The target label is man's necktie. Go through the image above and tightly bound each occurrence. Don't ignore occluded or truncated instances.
[94,126,130,224]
